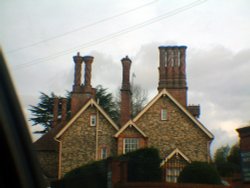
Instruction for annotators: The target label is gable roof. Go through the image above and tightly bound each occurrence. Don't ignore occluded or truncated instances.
[133,89,214,139]
[114,120,147,138]
[55,98,119,139]
[33,122,64,151]
[161,148,191,166]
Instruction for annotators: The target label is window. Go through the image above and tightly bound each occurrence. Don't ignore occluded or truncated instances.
[90,114,96,126]
[161,109,167,120]
[165,153,188,183]
[123,138,139,154]
[100,147,107,159]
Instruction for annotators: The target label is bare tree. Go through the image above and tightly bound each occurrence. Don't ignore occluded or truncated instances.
[115,84,148,119]
[131,84,148,117]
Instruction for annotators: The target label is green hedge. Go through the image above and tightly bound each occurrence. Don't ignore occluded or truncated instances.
[53,148,162,188]
[53,159,107,188]
[178,161,221,185]
[120,148,162,182]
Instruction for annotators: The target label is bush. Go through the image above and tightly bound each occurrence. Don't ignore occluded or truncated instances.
[178,161,221,185]
[119,148,162,182]
[58,160,107,188]
[54,148,162,188]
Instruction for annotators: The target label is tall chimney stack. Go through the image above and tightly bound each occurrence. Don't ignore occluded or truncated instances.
[158,46,188,107]
[120,56,132,126]
[52,97,59,128]
[71,53,96,116]
[61,98,67,124]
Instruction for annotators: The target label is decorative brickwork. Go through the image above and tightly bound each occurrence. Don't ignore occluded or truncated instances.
[158,46,187,107]
[71,54,96,116]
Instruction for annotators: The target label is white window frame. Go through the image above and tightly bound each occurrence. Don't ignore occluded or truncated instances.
[90,114,96,126]
[161,109,167,120]
[123,138,139,154]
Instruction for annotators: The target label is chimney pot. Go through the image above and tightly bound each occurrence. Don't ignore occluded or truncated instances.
[83,56,94,89]
[73,53,83,90]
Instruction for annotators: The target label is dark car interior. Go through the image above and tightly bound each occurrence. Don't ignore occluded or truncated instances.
[0,50,45,188]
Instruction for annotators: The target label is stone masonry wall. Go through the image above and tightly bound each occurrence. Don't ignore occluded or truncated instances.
[59,105,117,177]
[37,151,58,178]
[135,95,211,161]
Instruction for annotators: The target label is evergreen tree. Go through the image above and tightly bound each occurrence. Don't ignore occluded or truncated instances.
[95,85,119,123]
[29,92,57,133]
[29,85,119,133]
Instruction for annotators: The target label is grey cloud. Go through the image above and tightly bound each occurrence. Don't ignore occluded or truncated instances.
[188,46,250,121]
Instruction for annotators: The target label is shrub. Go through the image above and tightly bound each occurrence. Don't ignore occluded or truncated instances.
[119,148,162,182]
[58,160,107,188]
[53,148,162,187]
[178,161,221,185]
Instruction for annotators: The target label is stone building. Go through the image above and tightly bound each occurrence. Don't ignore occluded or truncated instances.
[34,45,214,183]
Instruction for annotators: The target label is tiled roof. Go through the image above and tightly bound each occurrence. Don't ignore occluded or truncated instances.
[33,122,66,151]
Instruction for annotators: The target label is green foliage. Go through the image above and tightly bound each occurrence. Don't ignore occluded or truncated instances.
[214,145,230,164]
[178,161,221,185]
[55,148,162,188]
[61,160,107,188]
[213,143,241,177]
[29,85,119,133]
[95,85,119,123]
[227,143,240,165]
[119,147,162,182]
[29,92,57,133]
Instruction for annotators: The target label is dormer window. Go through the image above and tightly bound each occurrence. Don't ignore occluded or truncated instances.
[90,114,96,126]
[161,109,167,120]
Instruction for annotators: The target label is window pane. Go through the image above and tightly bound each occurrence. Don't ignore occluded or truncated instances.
[124,138,139,154]
[161,109,167,120]
[90,115,96,126]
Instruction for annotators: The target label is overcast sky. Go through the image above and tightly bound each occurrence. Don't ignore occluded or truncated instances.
[1,0,250,155]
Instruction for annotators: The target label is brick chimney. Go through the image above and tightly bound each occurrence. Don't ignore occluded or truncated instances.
[61,98,67,124]
[120,56,132,126]
[83,56,94,93]
[158,46,188,107]
[73,52,83,92]
[52,97,59,128]
[71,53,96,116]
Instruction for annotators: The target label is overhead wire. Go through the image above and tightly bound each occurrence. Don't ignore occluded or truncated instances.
[6,0,158,54]
[14,0,207,70]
